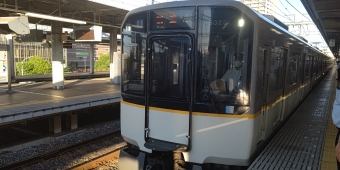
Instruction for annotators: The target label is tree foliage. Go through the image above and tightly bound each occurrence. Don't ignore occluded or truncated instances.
[17,56,52,75]
[94,53,110,71]
[68,62,77,72]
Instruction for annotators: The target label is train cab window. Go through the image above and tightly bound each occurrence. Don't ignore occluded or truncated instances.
[197,6,253,113]
[289,53,298,84]
[121,12,147,95]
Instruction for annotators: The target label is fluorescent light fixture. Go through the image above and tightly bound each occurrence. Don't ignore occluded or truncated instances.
[25,12,86,24]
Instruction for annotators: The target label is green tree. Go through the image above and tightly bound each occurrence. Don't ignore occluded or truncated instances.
[67,62,77,72]
[17,56,52,75]
[94,53,110,71]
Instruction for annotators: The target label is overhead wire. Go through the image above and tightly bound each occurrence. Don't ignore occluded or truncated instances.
[264,0,309,36]
[285,0,311,21]
[271,3,294,22]
[277,0,296,22]
[257,2,293,24]
[278,0,291,14]
[283,0,314,36]
[263,5,309,36]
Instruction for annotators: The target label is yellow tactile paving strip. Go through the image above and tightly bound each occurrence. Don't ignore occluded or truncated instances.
[321,72,337,170]
[321,119,337,170]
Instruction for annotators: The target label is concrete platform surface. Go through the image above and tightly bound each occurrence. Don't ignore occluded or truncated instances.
[0,77,120,125]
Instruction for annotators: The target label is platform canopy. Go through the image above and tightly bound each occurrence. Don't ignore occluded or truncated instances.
[301,0,340,57]
[0,0,129,33]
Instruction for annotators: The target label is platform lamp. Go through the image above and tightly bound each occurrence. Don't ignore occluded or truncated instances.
[25,12,86,25]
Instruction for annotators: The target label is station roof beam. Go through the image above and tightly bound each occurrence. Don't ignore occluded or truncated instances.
[0,0,128,32]
[301,0,340,57]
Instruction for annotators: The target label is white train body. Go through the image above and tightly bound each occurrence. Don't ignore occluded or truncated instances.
[119,0,333,169]
[121,101,258,165]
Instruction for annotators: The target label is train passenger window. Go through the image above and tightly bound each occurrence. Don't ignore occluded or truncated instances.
[289,53,298,84]
[267,47,284,90]
[197,6,253,113]
[305,55,311,78]
[311,56,317,75]
[121,12,147,95]
[312,56,317,75]
[299,54,304,80]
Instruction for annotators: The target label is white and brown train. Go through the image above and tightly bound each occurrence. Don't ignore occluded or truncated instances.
[118,0,333,169]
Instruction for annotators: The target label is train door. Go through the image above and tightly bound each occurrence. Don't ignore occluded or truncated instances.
[309,55,315,91]
[260,46,286,139]
[299,54,304,101]
[144,34,193,152]
[258,46,270,143]
[275,48,286,125]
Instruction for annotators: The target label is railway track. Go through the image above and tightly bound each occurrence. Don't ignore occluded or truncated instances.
[1,130,126,170]
[72,148,124,170]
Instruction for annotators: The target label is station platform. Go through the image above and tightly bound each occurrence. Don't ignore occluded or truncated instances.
[248,68,337,170]
[0,76,120,126]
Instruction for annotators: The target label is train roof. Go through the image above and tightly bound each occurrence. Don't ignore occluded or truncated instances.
[256,12,331,58]
[124,0,331,58]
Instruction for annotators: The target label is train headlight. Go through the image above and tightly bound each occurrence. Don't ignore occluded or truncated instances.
[238,19,244,27]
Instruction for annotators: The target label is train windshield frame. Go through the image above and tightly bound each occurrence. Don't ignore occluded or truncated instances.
[121,6,253,114]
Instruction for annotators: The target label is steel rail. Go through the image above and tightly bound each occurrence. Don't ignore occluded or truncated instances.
[0,130,121,170]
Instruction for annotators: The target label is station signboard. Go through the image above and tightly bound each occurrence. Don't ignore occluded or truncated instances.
[66,44,90,68]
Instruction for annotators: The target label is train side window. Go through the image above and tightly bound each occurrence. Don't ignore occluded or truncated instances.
[316,56,318,75]
[289,53,298,84]
[269,47,280,89]
[312,55,316,75]
[304,55,311,78]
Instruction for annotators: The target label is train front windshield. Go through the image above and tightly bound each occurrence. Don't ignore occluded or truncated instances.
[197,6,253,113]
[122,6,253,114]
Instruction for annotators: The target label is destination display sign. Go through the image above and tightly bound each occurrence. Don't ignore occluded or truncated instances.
[150,7,195,30]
